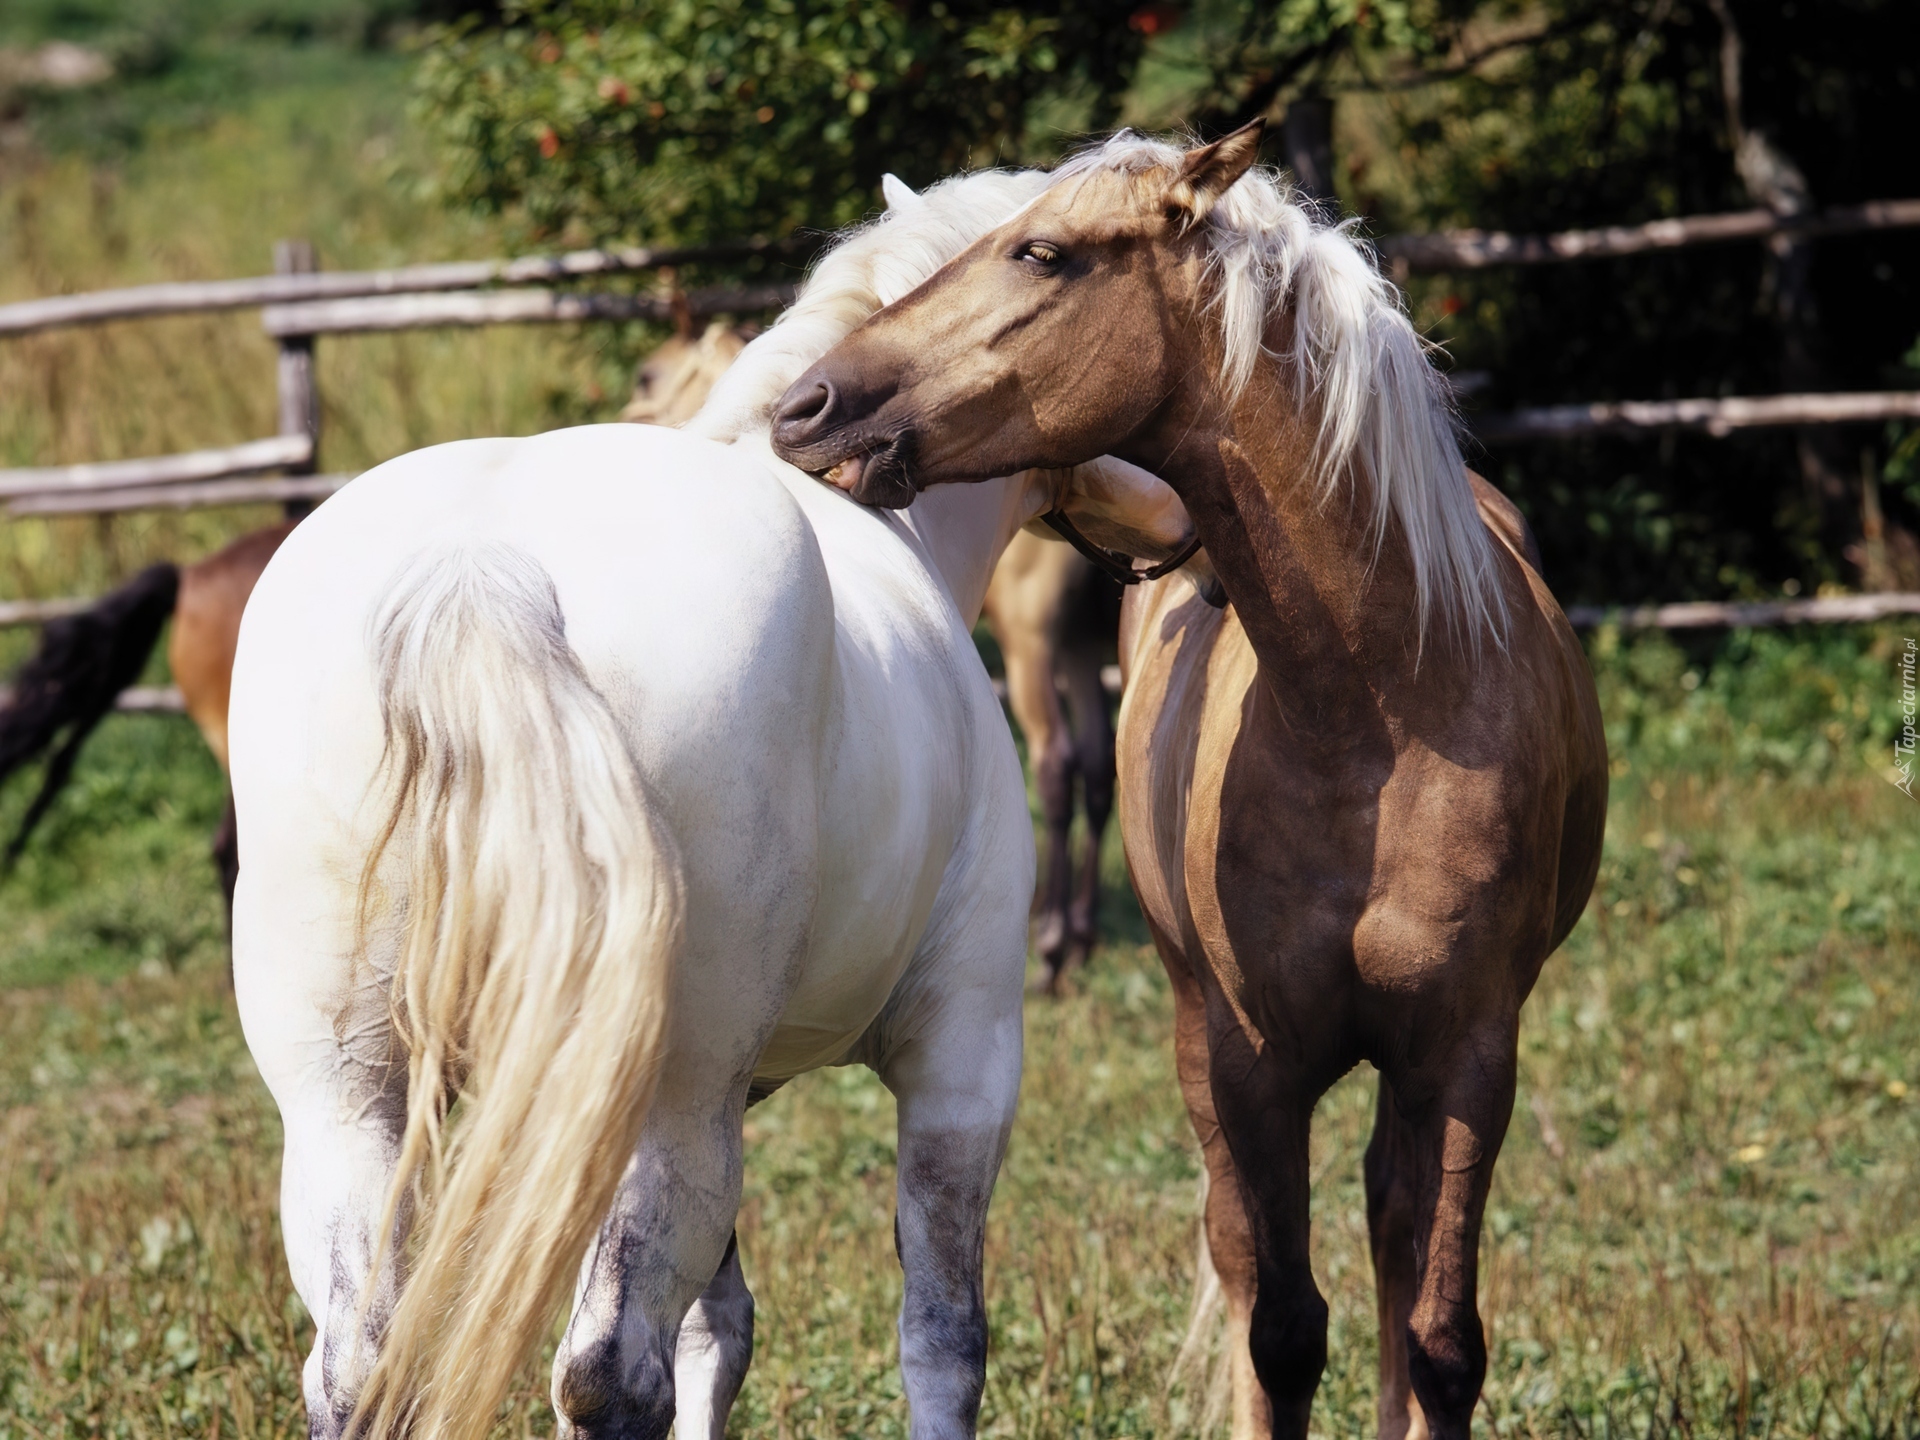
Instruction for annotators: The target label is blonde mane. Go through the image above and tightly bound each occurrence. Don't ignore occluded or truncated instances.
[1058,134,1509,653]
[686,168,1051,444]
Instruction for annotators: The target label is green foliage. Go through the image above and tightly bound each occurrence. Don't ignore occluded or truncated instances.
[1590,624,1912,784]
[1348,0,1920,600]
[412,0,1149,249]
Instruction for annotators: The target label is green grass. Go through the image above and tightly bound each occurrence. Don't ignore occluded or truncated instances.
[2,629,1917,1437]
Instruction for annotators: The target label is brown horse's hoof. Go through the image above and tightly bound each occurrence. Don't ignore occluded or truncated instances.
[1033,911,1068,959]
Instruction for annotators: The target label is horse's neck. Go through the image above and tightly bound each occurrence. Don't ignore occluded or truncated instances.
[903,474,1040,627]
[1161,365,1434,745]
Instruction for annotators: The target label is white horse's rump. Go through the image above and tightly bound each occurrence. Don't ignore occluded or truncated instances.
[232,168,1203,1440]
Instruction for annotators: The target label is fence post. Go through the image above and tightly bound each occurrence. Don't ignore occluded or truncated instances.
[274,239,319,518]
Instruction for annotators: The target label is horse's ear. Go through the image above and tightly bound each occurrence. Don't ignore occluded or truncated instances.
[1165,119,1265,225]
[882,174,925,215]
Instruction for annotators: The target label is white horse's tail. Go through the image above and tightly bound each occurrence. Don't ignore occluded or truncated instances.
[351,544,684,1440]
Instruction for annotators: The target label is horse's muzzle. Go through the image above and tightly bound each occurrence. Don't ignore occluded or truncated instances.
[771,375,920,509]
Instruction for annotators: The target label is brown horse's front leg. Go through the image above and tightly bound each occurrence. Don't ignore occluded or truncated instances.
[1162,925,1270,1440]
[1206,1019,1330,1440]
[1365,1077,1428,1440]
[1396,1021,1519,1440]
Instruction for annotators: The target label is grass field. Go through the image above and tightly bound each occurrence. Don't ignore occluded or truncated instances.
[2,625,1917,1439]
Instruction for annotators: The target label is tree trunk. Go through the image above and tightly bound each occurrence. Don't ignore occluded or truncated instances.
[1283,94,1335,208]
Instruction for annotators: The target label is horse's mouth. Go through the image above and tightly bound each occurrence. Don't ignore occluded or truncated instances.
[814,432,919,510]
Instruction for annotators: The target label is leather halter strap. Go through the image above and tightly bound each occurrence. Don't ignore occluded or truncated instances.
[1040,510,1205,587]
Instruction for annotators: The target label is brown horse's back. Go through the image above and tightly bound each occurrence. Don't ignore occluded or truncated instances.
[169,522,297,770]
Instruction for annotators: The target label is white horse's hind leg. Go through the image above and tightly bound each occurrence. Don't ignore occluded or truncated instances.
[279,1060,408,1437]
[551,1086,746,1440]
[235,912,407,1437]
[672,1232,755,1440]
[879,950,1025,1440]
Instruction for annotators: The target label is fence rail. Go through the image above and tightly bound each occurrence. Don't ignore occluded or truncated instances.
[6,200,1915,338]
[1382,197,1920,272]
[0,237,809,337]
[260,284,794,337]
[0,596,93,626]
[0,682,183,713]
[0,434,313,500]
[1475,391,1920,442]
[8,474,349,518]
[1563,593,1920,629]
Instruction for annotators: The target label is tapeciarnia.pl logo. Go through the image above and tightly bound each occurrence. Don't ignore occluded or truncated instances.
[1896,637,1917,798]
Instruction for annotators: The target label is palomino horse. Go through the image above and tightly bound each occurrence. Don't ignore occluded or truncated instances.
[229,164,1200,1440]
[769,125,1608,1439]
[620,321,750,426]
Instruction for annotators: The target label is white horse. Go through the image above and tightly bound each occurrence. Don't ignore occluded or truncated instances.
[229,170,1203,1440]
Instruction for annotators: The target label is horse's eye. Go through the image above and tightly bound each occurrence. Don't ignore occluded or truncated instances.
[1018,240,1063,268]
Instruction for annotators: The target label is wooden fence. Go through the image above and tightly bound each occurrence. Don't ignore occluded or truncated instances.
[2,196,1918,685]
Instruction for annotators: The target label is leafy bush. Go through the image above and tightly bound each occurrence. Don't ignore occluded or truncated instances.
[1589,623,1914,785]
[412,0,1149,250]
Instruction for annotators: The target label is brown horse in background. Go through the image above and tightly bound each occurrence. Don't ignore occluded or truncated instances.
[0,523,293,900]
[769,124,1608,1439]
[983,533,1117,993]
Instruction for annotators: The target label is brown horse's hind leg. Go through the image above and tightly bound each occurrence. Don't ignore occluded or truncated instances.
[1001,632,1074,990]
[1365,1078,1428,1440]
[213,791,240,986]
[1207,1024,1331,1440]
[1395,1023,1519,1440]
[1060,650,1112,974]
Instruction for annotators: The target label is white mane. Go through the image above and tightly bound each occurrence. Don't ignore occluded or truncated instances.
[1057,133,1510,653]
[685,168,1051,444]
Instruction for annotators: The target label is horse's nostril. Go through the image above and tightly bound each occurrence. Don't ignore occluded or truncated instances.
[774,380,836,435]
